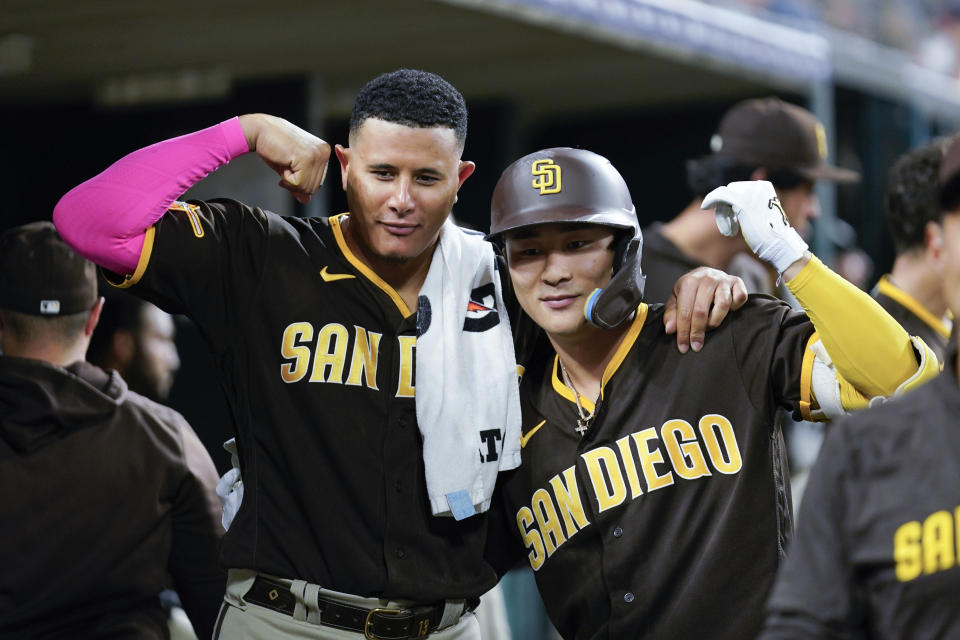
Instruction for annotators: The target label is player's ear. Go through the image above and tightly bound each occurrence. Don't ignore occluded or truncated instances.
[335,145,350,192]
[84,297,105,338]
[925,221,945,270]
[457,161,476,191]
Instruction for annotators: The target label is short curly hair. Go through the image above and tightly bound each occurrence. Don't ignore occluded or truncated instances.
[885,138,948,255]
[350,69,467,148]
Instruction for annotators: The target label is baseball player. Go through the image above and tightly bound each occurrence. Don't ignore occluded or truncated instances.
[484,148,938,640]
[641,97,859,305]
[53,70,743,640]
[0,223,224,639]
[758,135,960,640]
[873,138,953,363]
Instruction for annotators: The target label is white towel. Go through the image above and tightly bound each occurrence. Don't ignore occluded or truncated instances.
[416,219,522,520]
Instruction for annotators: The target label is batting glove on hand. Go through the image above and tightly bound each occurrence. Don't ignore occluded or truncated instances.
[702,180,808,274]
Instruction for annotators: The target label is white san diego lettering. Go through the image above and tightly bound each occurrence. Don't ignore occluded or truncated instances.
[516,414,743,570]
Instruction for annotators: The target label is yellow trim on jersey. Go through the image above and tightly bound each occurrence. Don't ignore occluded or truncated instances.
[551,303,649,413]
[877,276,951,339]
[106,226,156,289]
[600,304,648,396]
[329,213,413,318]
[798,331,819,422]
[520,420,547,448]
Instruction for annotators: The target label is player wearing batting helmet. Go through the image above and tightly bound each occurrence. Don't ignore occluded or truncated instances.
[52,70,746,640]
[759,135,960,640]
[484,148,939,640]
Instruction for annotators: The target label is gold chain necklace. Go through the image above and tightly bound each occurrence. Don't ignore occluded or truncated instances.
[559,360,593,437]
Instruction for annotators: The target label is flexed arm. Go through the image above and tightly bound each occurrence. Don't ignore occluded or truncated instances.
[53,115,330,274]
[704,181,938,417]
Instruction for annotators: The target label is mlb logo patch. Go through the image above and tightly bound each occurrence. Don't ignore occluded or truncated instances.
[39,300,60,315]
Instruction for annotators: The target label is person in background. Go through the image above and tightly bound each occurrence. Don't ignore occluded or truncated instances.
[874,138,953,363]
[87,293,181,401]
[0,222,225,639]
[759,132,960,640]
[641,97,859,308]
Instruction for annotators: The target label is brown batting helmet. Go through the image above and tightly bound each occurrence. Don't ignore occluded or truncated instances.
[487,147,645,329]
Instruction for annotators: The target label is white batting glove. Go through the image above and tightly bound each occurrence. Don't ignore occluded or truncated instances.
[702,180,808,274]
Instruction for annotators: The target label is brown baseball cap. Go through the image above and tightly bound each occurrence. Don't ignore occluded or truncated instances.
[711,97,859,183]
[0,221,98,316]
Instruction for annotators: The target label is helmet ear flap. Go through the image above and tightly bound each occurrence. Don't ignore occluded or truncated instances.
[584,232,646,329]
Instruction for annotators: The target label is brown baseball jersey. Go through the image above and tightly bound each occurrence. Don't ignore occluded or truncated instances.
[761,337,960,640]
[105,198,502,602]
[490,296,814,640]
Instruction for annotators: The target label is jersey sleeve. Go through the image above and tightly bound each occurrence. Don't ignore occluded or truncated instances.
[730,295,815,418]
[759,420,864,640]
[102,197,270,349]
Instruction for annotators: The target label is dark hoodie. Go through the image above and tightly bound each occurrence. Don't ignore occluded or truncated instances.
[0,356,225,639]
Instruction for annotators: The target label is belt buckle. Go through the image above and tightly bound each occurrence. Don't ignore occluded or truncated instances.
[364,607,410,640]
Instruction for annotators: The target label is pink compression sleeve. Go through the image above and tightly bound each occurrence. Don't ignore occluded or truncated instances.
[53,117,250,274]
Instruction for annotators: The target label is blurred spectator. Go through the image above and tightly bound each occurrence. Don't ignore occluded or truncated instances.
[918,2,960,76]
[87,293,180,402]
[707,0,960,76]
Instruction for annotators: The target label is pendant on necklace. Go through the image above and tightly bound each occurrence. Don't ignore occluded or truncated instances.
[575,420,589,436]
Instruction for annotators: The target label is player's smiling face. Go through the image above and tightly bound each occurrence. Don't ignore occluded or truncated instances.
[506,223,616,339]
[335,118,474,272]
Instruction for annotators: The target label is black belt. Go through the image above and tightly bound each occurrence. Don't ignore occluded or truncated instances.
[244,575,474,639]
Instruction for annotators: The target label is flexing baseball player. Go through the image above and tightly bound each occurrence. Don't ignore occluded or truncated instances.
[53,70,742,640]
[873,139,953,363]
[484,148,938,640]
[759,136,960,640]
